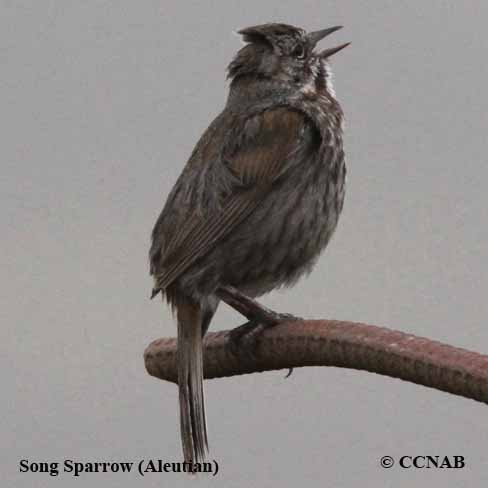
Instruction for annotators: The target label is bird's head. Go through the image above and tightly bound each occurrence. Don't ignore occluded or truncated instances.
[227,23,349,98]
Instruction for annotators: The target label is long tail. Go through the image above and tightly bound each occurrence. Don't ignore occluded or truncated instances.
[176,301,208,464]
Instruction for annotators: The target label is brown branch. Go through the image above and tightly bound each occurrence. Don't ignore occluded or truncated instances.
[144,319,488,405]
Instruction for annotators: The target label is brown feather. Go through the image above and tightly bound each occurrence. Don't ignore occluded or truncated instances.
[152,107,307,294]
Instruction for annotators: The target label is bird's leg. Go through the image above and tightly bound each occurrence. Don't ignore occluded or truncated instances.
[217,285,299,326]
[227,320,263,359]
[218,286,300,376]
[226,319,296,378]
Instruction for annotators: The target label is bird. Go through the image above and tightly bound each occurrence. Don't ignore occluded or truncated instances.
[149,22,349,466]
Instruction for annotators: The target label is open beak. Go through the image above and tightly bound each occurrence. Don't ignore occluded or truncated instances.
[306,26,350,59]
[319,42,350,59]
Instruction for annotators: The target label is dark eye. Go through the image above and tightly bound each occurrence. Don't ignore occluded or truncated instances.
[293,44,305,59]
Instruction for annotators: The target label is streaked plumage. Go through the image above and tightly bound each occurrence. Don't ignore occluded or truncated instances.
[149,22,348,466]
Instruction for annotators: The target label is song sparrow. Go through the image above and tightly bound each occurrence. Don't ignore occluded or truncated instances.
[149,23,348,465]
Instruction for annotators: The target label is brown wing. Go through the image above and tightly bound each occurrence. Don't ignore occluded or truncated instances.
[151,107,308,295]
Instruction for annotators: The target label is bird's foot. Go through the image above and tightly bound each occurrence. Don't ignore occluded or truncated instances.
[255,310,301,327]
[284,367,294,379]
[228,320,264,360]
[218,285,301,325]
[227,313,301,371]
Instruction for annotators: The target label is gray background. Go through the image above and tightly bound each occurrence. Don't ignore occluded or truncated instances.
[2,1,488,486]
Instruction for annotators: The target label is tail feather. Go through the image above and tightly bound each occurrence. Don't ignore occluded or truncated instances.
[177,303,208,464]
